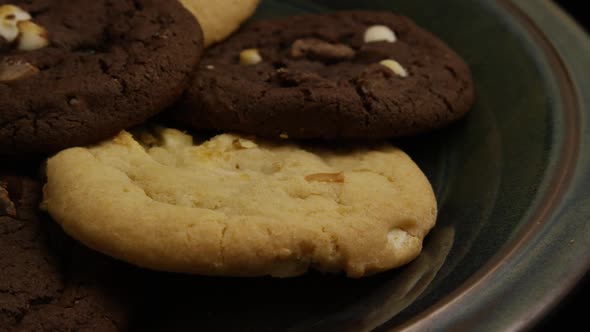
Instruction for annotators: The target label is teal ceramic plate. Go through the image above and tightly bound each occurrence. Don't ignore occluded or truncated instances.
[132,1,590,331]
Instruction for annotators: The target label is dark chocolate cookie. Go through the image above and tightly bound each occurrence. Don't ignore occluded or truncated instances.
[0,0,203,155]
[1,175,129,331]
[172,11,474,139]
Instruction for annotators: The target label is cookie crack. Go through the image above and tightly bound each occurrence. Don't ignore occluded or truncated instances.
[428,86,453,115]
[420,74,454,116]
[219,224,228,267]
[391,227,420,242]
[7,116,29,151]
[353,82,374,128]
[406,95,419,128]
[0,221,26,235]
[24,95,46,145]
[131,0,143,11]
[351,169,396,184]
[62,294,88,310]
[321,226,341,262]
[97,57,130,95]
[0,288,22,296]
[457,79,470,106]
[28,295,55,306]
[2,290,61,326]
[28,7,51,17]
[444,64,458,79]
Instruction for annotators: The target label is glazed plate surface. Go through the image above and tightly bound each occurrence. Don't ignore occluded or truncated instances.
[132,1,590,331]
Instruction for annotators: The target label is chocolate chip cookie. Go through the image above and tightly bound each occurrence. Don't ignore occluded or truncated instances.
[42,128,437,278]
[1,175,129,331]
[0,0,203,155]
[172,10,474,139]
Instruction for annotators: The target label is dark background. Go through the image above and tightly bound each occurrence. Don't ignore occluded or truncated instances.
[556,1,589,30]
[534,1,588,330]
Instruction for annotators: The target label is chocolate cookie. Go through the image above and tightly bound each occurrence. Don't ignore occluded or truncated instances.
[1,175,129,331]
[0,0,203,155]
[172,11,474,139]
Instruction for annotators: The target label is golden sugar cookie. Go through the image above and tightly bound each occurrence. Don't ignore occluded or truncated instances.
[42,128,437,278]
[179,0,260,46]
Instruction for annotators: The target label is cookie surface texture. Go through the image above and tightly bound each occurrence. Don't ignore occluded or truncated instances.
[42,128,437,278]
[1,175,128,332]
[0,0,203,155]
[179,0,260,47]
[173,10,474,139]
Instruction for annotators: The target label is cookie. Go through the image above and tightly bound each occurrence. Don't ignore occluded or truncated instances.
[42,128,437,278]
[171,10,474,139]
[179,0,260,47]
[1,175,128,331]
[0,0,203,155]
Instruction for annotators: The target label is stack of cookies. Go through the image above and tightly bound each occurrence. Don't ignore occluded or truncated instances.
[1,0,473,330]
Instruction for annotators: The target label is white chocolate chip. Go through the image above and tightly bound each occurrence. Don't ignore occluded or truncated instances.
[0,4,32,42]
[0,5,49,51]
[364,25,397,43]
[239,48,262,65]
[158,127,193,149]
[387,228,412,250]
[206,65,215,70]
[16,21,49,51]
[0,22,19,43]
[0,5,31,22]
[379,59,408,77]
[279,133,289,139]
[0,58,39,82]
[304,172,345,183]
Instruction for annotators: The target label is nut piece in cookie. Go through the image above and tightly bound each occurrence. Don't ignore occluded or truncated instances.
[290,38,356,61]
[0,181,16,217]
[16,20,49,51]
[43,128,437,278]
[0,4,31,42]
[0,58,39,82]
[304,172,345,183]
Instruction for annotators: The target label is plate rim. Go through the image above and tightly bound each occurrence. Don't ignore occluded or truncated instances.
[391,1,590,331]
